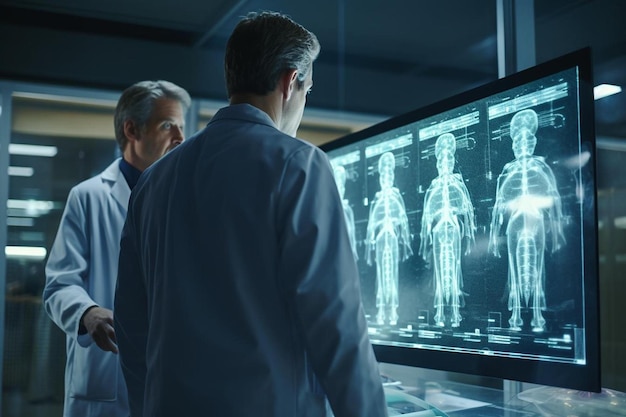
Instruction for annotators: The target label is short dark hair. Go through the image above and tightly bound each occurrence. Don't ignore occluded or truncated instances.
[114,80,191,152]
[225,11,320,97]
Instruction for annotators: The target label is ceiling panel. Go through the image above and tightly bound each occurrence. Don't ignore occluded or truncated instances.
[0,0,625,137]
[0,0,245,30]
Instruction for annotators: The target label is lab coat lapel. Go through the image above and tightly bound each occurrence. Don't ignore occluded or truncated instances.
[101,159,131,210]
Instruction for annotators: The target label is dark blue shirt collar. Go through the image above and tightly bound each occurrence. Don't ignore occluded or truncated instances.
[119,158,142,190]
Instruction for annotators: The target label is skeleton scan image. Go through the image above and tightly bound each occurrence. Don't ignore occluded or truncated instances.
[488,109,566,332]
[365,152,413,326]
[419,133,476,328]
[323,64,592,369]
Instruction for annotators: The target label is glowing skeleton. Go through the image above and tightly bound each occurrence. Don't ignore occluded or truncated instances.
[488,109,565,332]
[419,133,476,327]
[365,152,413,325]
[332,164,359,260]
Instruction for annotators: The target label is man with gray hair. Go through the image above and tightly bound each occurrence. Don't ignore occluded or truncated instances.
[115,11,388,417]
[44,80,190,417]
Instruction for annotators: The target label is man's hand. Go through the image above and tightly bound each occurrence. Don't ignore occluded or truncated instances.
[81,306,119,353]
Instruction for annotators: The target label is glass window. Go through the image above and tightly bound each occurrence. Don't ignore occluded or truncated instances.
[3,88,118,417]
[596,141,626,391]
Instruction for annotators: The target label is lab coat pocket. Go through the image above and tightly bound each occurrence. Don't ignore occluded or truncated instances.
[69,344,118,401]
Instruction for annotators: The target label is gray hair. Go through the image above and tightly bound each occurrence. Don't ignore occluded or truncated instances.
[225,11,321,97]
[114,80,191,151]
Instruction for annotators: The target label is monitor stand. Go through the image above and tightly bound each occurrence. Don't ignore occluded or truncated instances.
[503,379,522,399]
[503,380,526,417]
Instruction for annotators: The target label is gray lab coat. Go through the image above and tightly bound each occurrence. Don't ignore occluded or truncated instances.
[115,104,388,417]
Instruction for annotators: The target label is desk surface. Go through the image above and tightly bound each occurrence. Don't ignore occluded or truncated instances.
[382,375,626,417]
[385,381,538,416]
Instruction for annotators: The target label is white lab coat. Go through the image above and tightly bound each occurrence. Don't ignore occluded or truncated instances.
[44,159,129,417]
[115,104,388,417]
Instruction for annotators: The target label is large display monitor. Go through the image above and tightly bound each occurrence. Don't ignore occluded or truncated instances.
[320,48,600,392]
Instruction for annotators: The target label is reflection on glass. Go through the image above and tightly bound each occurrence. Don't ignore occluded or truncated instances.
[488,109,566,332]
[419,133,476,327]
[332,164,358,260]
[365,152,413,325]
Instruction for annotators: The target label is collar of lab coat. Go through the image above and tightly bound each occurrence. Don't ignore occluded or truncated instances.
[211,103,279,131]
[101,158,131,210]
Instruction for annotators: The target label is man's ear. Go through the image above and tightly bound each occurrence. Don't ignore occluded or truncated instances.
[281,69,298,101]
[123,119,140,142]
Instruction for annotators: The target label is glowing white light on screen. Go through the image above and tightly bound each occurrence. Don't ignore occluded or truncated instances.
[594,84,622,100]
[8,166,34,177]
[562,151,591,170]
[507,195,553,212]
[5,246,47,259]
[8,143,58,157]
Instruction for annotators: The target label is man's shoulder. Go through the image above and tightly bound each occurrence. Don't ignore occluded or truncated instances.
[203,115,319,159]
[70,161,121,196]
[72,172,108,192]
[210,104,318,152]
[274,131,316,153]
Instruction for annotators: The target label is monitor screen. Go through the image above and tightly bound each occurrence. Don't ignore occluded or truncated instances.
[320,48,600,392]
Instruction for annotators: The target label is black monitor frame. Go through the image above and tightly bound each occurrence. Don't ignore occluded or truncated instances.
[320,48,600,392]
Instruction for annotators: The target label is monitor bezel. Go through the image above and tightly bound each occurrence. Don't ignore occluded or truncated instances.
[320,48,601,392]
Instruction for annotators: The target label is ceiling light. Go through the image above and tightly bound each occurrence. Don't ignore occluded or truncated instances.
[614,216,626,229]
[7,199,55,210]
[7,199,56,217]
[8,166,34,177]
[5,246,47,259]
[7,217,35,227]
[12,91,117,108]
[613,216,626,229]
[9,143,58,157]
[594,84,622,100]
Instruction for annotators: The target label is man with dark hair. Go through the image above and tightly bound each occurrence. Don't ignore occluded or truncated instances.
[44,80,190,417]
[115,11,388,417]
